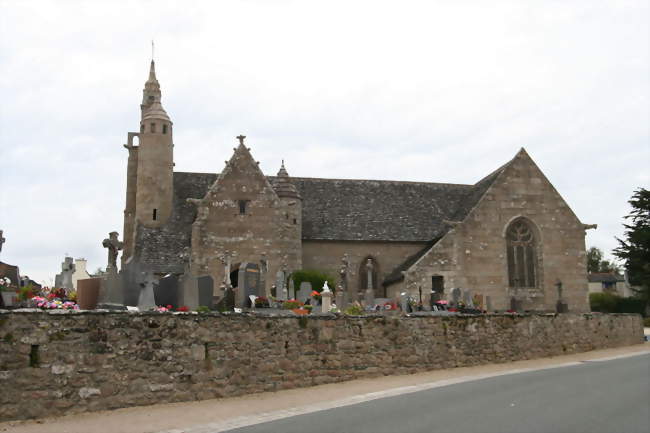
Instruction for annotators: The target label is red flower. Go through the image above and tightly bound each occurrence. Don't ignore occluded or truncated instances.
[166,304,172,309]
[177,306,189,312]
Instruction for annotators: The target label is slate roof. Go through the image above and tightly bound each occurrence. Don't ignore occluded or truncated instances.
[135,172,216,273]
[135,163,507,273]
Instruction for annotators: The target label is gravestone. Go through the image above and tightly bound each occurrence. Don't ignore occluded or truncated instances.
[179,273,199,310]
[288,278,295,300]
[55,257,75,290]
[155,274,179,308]
[364,286,375,310]
[510,297,523,312]
[197,275,214,308]
[462,289,474,308]
[451,288,461,306]
[237,262,260,307]
[297,282,311,303]
[137,272,156,311]
[219,285,235,311]
[485,295,493,312]
[335,285,347,310]
[399,292,410,312]
[276,270,286,300]
[121,260,142,306]
[472,292,483,310]
[98,267,125,310]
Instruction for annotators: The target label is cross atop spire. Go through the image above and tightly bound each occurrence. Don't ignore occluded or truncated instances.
[236,135,246,145]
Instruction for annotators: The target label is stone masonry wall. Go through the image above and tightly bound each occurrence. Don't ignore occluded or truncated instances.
[407,150,590,312]
[302,240,427,297]
[0,311,643,421]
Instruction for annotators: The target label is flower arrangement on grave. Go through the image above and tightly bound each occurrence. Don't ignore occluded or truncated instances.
[383,301,398,310]
[176,306,189,312]
[303,304,313,312]
[254,296,270,308]
[29,296,79,310]
[310,290,321,301]
[282,299,303,310]
[155,304,173,312]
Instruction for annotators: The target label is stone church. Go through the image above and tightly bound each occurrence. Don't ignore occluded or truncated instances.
[120,60,592,312]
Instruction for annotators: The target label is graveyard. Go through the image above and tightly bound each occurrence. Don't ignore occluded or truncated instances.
[0,230,645,421]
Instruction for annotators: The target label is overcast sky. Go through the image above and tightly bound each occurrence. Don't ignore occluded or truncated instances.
[1,0,648,285]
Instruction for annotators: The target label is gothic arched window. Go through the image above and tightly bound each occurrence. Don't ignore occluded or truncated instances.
[506,219,537,288]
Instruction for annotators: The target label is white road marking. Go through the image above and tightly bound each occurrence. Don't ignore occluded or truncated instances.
[156,350,650,433]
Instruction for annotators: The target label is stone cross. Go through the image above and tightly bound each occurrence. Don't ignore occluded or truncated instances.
[102,232,123,270]
[219,250,235,287]
[556,280,563,300]
[236,135,246,145]
[365,258,373,291]
[0,230,4,254]
[339,253,349,292]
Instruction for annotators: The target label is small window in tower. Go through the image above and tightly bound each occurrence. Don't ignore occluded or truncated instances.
[140,124,144,133]
[293,218,297,225]
[153,209,157,220]
[151,123,156,133]
[163,124,168,134]
[148,95,154,102]
[238,200,248,215]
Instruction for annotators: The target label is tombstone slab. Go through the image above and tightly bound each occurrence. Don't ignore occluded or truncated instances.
[137,272,156,311]
[77,278,101,310]
[297,282,312,304]
[155,274,179,308]
[98,268,125,310]
[197,275,214,309]
[179,273,199,310]
[237,263,260,308]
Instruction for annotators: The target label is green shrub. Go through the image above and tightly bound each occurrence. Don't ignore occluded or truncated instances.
[643,317,650,327]
[344,304,364,316]
[589,292,646,315]
[196,306,210,313]
[291,270,336,298]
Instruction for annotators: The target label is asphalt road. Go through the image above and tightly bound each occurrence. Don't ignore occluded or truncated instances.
[226,354,650,433]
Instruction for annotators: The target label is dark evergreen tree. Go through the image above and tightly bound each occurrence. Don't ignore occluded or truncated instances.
[614,188,650,303]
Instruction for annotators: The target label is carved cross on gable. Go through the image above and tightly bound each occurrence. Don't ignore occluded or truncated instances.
[236,135,246,145]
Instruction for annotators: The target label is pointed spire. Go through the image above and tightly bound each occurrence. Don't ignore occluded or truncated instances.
[148,59,157,82]
[277,159,289,177]
[141,57,166,121]
[273,159,300,199]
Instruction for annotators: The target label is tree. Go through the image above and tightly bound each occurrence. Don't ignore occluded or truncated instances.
[614,188,650,303]
[598,259,620,274]
[586,247,620,273]
[586,247,603,273]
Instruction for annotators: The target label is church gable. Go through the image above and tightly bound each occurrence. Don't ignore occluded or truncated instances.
[402,148,589,312]
[189,139,295,280]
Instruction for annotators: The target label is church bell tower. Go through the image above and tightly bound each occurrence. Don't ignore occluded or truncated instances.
[122,59,174,265]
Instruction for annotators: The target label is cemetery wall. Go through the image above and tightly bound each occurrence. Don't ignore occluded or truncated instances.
[0,311,643,421]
